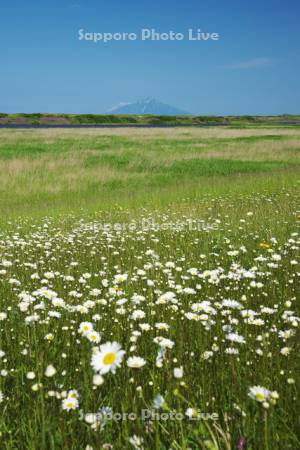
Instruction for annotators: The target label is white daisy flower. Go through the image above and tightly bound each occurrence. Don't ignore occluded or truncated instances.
[248,385,271,403]
[91,341,125,374]
[226,333,246,344]
[93,374,104,386]
[78,321,94,335]
[26,371,36,380]
[173,367,183,378]
[114,274,128,284]
[127,356,146,369]
[45,365,57,377]
[62,397,79,411]
[153,394,165,409]
[86,331,101,344]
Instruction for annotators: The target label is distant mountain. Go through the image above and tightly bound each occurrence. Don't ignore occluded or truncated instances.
[107,97,190,116]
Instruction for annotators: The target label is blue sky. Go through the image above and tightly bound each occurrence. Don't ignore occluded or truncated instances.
[0,0,299,115]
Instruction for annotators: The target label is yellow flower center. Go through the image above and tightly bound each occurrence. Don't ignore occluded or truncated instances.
[103,352,116,365]
[259,242,270,249]
[113,286,122,291]
[255,393,265,401]
[66,402,75,408]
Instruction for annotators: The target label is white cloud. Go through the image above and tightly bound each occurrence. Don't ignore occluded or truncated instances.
[225,58,273,69]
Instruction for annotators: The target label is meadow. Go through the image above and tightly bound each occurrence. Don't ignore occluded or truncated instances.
[0,126,299,450]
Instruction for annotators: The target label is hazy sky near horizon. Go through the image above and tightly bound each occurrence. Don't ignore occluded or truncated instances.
[1,0,299,115]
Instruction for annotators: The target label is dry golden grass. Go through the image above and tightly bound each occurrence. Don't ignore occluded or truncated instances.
[183,139,300,162]
[0,153,139,194]
[1,126,300,141]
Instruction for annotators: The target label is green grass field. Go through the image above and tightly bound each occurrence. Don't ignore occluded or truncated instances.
[0,127,300,450]
[1,126,300,219]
